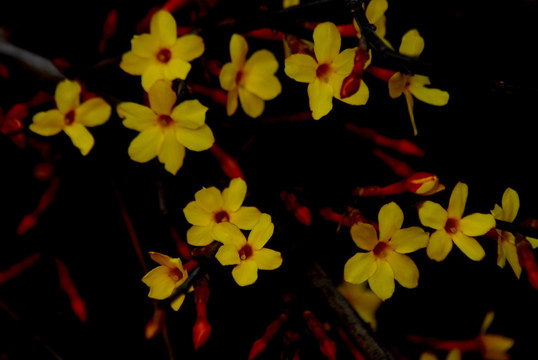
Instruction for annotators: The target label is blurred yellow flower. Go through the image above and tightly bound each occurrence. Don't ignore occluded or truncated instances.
[479,311,514,360]
[183,177,262,246]
[117,80,214,175]
[219,34,281,118]
[120,10,204,91]
[285,22,369,120]
[29,79,111,155]
[419,350,461,360]
[344,202,428,300]
[213,214,282,286]
[419,182,496,262]
[142,252,188,311]
[337,281,382,330]
[388,29,449,135]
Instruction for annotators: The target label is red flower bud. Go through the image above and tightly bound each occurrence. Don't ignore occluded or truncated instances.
[294,206,312,226]
[404,172,445,195]
[210,144,245,180]
[145,307,165,339]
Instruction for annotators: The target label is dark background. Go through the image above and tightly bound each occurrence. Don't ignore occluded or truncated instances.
[1,0,537,359]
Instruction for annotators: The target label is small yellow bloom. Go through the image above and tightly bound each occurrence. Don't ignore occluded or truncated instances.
[120,10,204,91]
[344,202,428,300]
[213,214,282,286]
[285,22,369,120]
[337,281,382,330]
[388,29,449,135]
[29,79,111,155]
[117,80,214,175]
[419,182,496,262]
[219,34,281,118]
[479,311,514,360]
[354,0,389,42]
[183,177,262,247]
[142,252,188,311]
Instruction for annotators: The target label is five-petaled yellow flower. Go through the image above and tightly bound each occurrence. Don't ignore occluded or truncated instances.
[183,177,261,247]
[219,34,281,118]
[120,10,205,91]
[388,29,449,135]
[285,22,369,120]
[117,80,214,175]
[142,252,188,311]
[344,202,428,300]
[213,213,282,286]
[419,182,496,262]
[29,79,111,155]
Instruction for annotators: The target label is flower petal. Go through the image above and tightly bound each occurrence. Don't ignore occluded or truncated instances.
[171,293,186,311]
[452,232,485,261]
[150,10,177,48]
[219,62,240,91]
[158,129,185,174]
[366,0,388,25]
[245,49,278,74]
[399,29,424,57]
[171,34,204,61]
[148,80,176,115]
[313,22,341,64]
[284,54,317,83]
[229,34,248,66]
[244,72,282,101]
[170,99,208,129]
[368,260,394,300]
[502,241,522,278]
[378,202,404,242]
[408,77,449,106]
[29,110,65,136]
[350,222,378,251]
[248,213,274,250]
[164,58,192,80]
[343,252,377,285]
[183,201,212,226]
[389,227,429,254]
[385,251,419,289]
[335,78,369,106]
[142,266,175,299]
[131,34,160,57]
[388,72,407,99]
[459,213,496,236]
[128,126,163,163]
[419,201,448,230]
[448,182,468,219]
[215,244,241,266]
[64,123,94,155]
[226,89,239,116]
[238,88,265,118]
[186,225,215,246]
[55,80,81,114]
[118,102,158,131]
[426,230,453,261]
[120,52,151,75]
[252,248,282,270]
[175,124,214,151]
[149,252,176,268]
[222,178,247,212]
[502,188,519,223]
[213,222,246,248]
[141,63,166,92]
[230,207,262,229]
[308,79,333,120]
[194,186,223,213]
[232,259,258,286]
[76,97,111,127]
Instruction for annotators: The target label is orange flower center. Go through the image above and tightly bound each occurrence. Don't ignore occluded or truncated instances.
[64,110,76,125]
[157,48,172,63]
[373,241,390,258]
[316,63,331,82]
[169,267,184,283]
[445,218,459,235]
[235,69,244,85]
[214,210,230,223]
[158,114,173,127]
[239,244,253,261]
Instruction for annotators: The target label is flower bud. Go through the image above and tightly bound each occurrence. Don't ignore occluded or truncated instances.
[404,172,445,195]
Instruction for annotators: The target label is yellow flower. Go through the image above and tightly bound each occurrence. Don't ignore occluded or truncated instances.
[388,29,449,135]
[354,0,389,41]
[219,34,281,118]
[117,80,214,175]
[213,214,282,286]
[419,182,496,262]
[183,177,262,246]
[284,22,369,120]
[29,79,111,155]
[142,252,188,311]
[337,281,382,330]
[420,350,461,360]
[343,202,428,300]
[479,311,514,360]
[120,10,204,91]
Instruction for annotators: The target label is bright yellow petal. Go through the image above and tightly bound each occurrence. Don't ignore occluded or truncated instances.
[183,202,212,226]
[148,80,176,115]
[171,100,208,129]
[229,207,262,229]
[527,237,538,249]
[171,293,186,311]
[448,182,468,219]
[452,232,485,261]
[378,202,403,242]
[219,62,240,91]
[222,178,247,212]
[331,47,355,76]
[186,225,215,246]
[308,79,333,120]
[388,72,407,99]
[64,123,94,155]
[175,124,214,151]
[149,252,176,268]
[313,22,341,64]
[335,78,369,106]
[491,203,504,220]
[158,129,185,174]
[128,125,163,163]
[238,88,265,118]
[55,79,81,114]
[247,213,274,250]
[385,251,419,289]
[130,34,160,57]
[350,222,378,251]
[29,110,65,136]
[343,252,377,284]
[408,77,449,106]
[399,29,424,57]
[403,90,417,135]
[244,73,281,101]
[232,259,258,286]
[419,201,448,230]
[252,248,282,270]
[142,266,175,299]
[117,102,158,131]
[368,260,394,300]
[459,213,496,236]
[164,58,191,80]
[141,63,166,92]
[426,230,453,261]
[244,49,279,75]
[170,34,204,62]
[76,98,111,127]
[215,244,241,265]
[213,222,245,248]
[120,52,151,75]
[227,89,239,116]
[389,227,429,254]
[194,186,223,213]
[229,33,248,66]
[366,0,388,25]
[501,188,519,223]
[284,53,317,83]
[150,10,177,48]
[502,241,522,278]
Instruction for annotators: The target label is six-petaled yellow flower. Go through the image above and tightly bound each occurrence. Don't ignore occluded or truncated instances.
[120,10,205,91]
[29,79,111,155]
[183,177,262,247]
[419,182,496,262]
[344,202,428,300]
[388,29,449,135]
[213,213,282,286]
[285,22,369,120]
[117,80,214,175]
[219,34,281,118]
[142,252,188,311]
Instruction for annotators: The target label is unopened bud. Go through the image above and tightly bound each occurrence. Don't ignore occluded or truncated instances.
[294,206,312,226]
[405,172,445,195]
